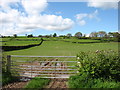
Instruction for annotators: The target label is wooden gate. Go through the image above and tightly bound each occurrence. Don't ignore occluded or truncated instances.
[7,55,77,79]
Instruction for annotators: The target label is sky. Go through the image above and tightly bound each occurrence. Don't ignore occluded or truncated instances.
[0,0,119,36]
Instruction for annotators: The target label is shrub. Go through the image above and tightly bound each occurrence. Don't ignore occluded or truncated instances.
[77,50,120,81]
[2,72,19,86]
[2,54,19,86]
[68,50,120,88]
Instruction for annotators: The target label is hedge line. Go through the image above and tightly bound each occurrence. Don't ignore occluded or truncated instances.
[1,40,43,51]
[44,39,101,44]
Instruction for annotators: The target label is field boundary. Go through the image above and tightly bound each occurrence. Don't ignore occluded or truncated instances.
[1,40,43,51]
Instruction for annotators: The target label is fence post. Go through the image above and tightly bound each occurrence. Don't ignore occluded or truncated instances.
[7,55,11,73]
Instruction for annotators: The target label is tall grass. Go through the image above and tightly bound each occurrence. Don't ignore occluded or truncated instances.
[24,77,50,89]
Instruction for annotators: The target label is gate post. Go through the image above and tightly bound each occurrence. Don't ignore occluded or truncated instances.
[7,55,11,73]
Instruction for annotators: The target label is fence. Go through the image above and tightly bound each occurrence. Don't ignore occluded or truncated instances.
[7,55,78,79]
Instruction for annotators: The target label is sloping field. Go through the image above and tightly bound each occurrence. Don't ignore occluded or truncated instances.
[1,38,41,46]
[4,41,118,56]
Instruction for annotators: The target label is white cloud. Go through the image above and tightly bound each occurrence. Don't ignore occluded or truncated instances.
[76,14,87,20]
[78,20,86,26]
[87,0,119,9]
[76,10,99,26]
[17,15,74,31]
[0,0,74,36]
[0,0,20,9]
[21,0,47,16]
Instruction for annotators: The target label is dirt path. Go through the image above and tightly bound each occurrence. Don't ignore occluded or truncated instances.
[44,61,69,89]
[2,81,29,89]
[3,58,74,89]
[45,79,68,89]
[2,79,68,89]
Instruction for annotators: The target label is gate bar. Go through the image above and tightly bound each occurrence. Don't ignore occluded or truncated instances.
[11,55,76,58]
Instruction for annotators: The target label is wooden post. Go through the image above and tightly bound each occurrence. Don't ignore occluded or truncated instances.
[7,55,11,73]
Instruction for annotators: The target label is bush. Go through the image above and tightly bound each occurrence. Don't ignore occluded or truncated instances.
[77,50,120,81]
[24,77,50,89]
[68,50,120,88]
[2,72,18,86]
[2,54,19,86]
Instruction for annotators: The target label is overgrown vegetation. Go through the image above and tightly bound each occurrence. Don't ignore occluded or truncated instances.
[2,72,18,86]
[68,50,120,88]
[2,54,19,86]
[24,77,50,89]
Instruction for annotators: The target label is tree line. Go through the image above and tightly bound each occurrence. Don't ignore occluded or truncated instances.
[1,31,120,39]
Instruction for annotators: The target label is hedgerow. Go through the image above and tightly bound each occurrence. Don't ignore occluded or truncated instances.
[68,50,120,88]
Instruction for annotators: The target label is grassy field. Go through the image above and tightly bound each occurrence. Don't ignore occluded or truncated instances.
[4,40,118,56]
[2,41,41,46]
[2,37,119,88]
[62,39,101,43]
[1,38,41,46]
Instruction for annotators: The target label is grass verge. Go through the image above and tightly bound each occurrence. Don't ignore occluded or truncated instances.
[68,75,120,88]
[24,77,50,89]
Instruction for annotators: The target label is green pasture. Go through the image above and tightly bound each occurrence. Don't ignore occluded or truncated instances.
[1,38,41,46]
[1,37,101,46]
[4,41,118,56]
[1,37,41,41]
[2,41,41,46]
[62,39,100,43]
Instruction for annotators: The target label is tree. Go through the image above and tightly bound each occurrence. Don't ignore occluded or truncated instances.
[98,31,107,37]
[27,34,33,38]
[83,34,86,37]
[38,35,42,37]
[74,32,82,38]
[66,33,72,38]
[45,35,50,38]
[13,34,17,38]
[90,32,98,37]
[53,33,57,37]
[108,32,120,38]
[113,32,120,38]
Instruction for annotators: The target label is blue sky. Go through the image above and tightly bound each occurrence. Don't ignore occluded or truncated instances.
[30,2,118,36]
[48,2,117,35]
[0,0,118,36]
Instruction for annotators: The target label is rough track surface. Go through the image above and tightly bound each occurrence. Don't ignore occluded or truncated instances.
[2,81,29,89]
[45,79,68,89]
[3,58,72,89]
